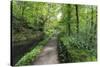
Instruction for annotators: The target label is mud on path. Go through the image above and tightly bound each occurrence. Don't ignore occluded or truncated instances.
[33,37,59,65]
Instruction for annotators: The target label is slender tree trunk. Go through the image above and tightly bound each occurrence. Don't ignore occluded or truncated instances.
[67,4,71,36]
[75,5,79,34]
[90,6,94,43]
[91,6,94,27]
[68,23,71,36]
[21,2,25,20]
[95,7,97,32]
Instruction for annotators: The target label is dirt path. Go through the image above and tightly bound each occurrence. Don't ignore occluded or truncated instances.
[33,37,59,65]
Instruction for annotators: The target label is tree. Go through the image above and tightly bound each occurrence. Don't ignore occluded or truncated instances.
[75,5,79,34]
[67,4,71,36]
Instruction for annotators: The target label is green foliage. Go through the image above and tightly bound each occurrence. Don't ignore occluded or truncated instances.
[12,1,61,41]
[59,32,97,62]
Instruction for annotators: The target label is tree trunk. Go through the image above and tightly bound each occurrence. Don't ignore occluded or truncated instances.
[68,23,71,36]
[91,6,94,27]
[21,2,25,20]
[90,6,94,43]
[75,5,79,34]
[67,4,71,36]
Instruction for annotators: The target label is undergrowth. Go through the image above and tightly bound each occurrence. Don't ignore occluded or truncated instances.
[58,33,97,63]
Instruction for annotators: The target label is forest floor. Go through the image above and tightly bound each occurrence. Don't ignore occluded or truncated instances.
[32,37,59,65]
